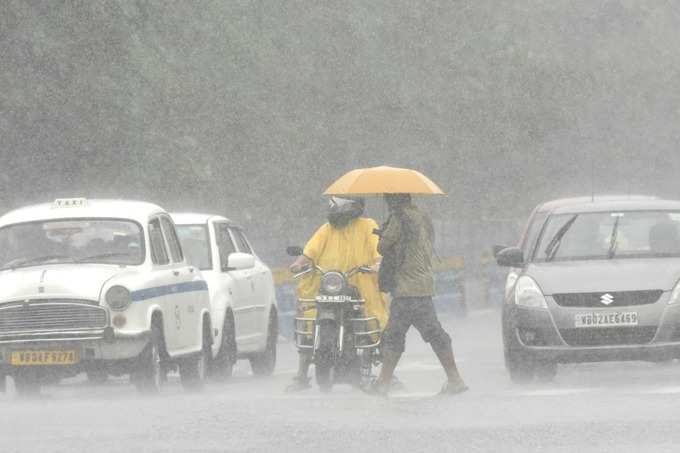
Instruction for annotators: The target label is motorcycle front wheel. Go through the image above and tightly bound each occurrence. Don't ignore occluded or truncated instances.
[315,320,338,393]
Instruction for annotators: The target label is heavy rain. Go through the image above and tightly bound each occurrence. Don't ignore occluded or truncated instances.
[2,1,680,452]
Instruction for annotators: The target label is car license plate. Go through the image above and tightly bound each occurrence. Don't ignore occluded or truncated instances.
[10,350,79,366]
[574,312,638,328]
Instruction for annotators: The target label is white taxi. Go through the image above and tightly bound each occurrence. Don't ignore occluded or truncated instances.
[0,199,212,395]
[172,213,278,378]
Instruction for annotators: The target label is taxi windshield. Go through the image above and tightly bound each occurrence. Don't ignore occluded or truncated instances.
[0,219,144,270]
[533,210,680,262]
[175,224,212,271]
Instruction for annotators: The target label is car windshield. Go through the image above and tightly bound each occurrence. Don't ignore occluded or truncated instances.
[0,219,144,269]
[176,225,212,270]
[533,210,680,262]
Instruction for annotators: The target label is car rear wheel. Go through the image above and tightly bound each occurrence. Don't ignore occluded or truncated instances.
[134,323,163,394]
[86,366,108,385]
[13,370,41,397]
[249,309,278,376]
[212,311,237,380]
[180,325,210,391]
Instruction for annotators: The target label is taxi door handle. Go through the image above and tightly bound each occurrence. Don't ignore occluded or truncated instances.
[173,270,180,276]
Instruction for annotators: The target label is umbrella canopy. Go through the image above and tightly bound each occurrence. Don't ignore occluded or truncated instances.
[324,166,445,196]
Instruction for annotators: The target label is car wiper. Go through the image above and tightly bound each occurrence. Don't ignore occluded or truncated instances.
[76,252,133,263]
[544,215,578,262]
[0,254,75,270]
[608,215,621,259]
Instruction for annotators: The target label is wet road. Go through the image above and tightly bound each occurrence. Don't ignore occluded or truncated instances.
[3,309,680,452]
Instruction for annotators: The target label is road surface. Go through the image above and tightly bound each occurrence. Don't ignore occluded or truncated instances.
[2,309,680,452]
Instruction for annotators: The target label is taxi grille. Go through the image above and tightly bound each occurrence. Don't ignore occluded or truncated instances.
[0,301,107,334]
[559,326,657,346]
[553,290,663,308]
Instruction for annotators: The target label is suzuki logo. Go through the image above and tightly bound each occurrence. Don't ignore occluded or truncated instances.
[600,293,614,306]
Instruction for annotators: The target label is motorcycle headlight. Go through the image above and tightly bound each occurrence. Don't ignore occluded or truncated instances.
[321,272,345,295]
[514,276,547,309]
[669,281,680,305]
[106,285,132,311]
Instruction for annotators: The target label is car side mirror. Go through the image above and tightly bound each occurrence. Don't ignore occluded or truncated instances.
[224,252,255,271]
[286,246,303,257]
[496,247,525,267]
[492,245,507,257]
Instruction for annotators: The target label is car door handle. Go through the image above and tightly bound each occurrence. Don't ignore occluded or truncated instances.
[173,270,180,276]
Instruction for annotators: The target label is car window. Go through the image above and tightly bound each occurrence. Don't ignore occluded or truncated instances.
[232,228,253,254]
[534,210,680,262]
[160,217,184,263]
[176,224,212,270]
[149,218,169,265]
[522,211,548,259]
[216,223,237,270]
[0,218,144,269]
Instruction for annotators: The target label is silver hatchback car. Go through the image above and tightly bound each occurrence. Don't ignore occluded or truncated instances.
[497,196,680,382]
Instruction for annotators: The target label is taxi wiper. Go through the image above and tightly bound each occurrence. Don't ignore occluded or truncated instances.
[76,252,132,263]
[544,215,578,262]
[0,254,75,270]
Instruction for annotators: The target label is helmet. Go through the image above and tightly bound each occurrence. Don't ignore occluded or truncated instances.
[327,196,365,228]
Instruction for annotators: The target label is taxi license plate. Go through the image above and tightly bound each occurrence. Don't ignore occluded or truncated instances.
[574,312,638,328]
[10,350,79,366]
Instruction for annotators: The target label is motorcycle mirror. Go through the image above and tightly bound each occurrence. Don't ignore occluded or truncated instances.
[286,246,303,257]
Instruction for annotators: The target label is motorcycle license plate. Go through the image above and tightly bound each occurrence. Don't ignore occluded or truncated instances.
[10,350,79,366]
[574,312,638,328]
[317,295,352,303]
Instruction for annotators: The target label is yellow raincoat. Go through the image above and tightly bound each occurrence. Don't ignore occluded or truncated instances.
[297,217,389,330]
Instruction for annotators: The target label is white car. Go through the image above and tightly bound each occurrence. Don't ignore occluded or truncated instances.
[0,199,212,395]
[172,213,278,378]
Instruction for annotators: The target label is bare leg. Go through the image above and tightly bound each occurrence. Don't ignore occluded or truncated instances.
[433,343,468,394]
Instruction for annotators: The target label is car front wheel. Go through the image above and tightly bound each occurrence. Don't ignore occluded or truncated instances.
[211,311,237,380]
[249,309,278,376]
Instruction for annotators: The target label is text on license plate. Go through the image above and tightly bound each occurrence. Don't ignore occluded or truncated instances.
[574,312,638,328]
[10,350,79,366]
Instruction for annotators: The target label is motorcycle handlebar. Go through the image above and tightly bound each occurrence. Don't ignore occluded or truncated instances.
[291,264,375,280]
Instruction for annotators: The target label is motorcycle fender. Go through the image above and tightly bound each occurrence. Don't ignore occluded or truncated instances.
[316,311,338,322]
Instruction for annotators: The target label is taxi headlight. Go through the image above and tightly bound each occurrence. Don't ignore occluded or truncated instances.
[106,285,131,311]
[669,281,680,305]
[514,276,547,309]
[321,272,345,295]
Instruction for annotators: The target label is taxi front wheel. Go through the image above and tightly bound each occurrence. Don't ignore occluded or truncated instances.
[133,324,163,394]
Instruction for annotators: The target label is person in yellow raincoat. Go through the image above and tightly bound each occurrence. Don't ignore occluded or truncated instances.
[287,196,388,391]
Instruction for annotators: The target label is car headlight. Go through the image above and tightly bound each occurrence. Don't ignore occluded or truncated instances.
[320,272,345,295]
[106,285,132,311]
[669,281,680,305]
[514,276,547,309]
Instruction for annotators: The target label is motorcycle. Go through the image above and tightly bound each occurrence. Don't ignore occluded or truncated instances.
[287,246,381,392]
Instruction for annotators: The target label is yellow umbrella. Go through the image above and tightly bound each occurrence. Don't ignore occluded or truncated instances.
[324,166,445,196]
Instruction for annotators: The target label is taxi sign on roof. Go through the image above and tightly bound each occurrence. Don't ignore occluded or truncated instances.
[52,198,87,208]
